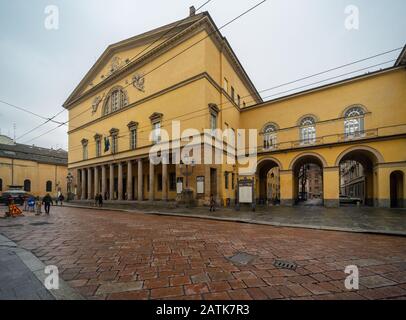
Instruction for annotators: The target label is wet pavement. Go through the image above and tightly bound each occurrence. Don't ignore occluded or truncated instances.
[67,201,406,235]
[0,205,405,300]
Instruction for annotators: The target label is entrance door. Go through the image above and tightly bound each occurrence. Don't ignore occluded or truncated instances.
[210,168,217,197]
[390,171,404,208]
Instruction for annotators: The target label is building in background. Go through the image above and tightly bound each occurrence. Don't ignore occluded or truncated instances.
[64,8,406,208]
[340,161,366,203]
[0,135,68,197]
[298,164,323,201]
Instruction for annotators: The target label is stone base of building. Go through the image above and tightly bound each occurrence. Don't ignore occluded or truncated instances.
[376,199,391,208]
[324,199,340,208]
[280,199,293,206]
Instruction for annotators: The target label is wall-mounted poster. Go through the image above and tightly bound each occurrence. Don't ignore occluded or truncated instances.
[196,176,204,194]
[176,177,183,194]
[239,178,253,203]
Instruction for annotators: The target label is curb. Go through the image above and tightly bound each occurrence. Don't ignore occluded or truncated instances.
[0,233,84,300]
[63,204,406,237]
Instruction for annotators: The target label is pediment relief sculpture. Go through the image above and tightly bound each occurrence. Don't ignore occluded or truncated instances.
[132,73,145,92]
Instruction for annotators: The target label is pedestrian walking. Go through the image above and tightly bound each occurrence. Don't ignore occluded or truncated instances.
[42,194,53,215]
[35,197,42,215]
[98,193,103,207]
[58,194,64,206]
[23,195,28,211]
[209,194,216,212]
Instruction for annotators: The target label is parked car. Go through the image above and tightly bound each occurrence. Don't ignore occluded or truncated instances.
[0,190,33,206]
[339,195,362,205]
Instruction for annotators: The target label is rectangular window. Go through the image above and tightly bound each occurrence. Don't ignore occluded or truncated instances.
[225,172,229,189]
[237,95,241,106]
[130,129,137,150]
[83,145,88,160]
[223,78,228,92]
[112,135,118,154]
[96,140,101,157]
[210,113,217,132]
[152,122,161,143]
[169,173,176,191]
[231,86,235,102]
[232,173,235,189]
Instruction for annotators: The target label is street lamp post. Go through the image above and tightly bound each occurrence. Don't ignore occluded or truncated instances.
[66,172,74,202]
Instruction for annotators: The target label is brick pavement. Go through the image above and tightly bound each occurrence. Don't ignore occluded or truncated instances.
[0,206,405,300]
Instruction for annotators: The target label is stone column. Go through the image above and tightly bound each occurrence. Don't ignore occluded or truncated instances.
[149,161,155,201]
[81,168,86,200]
[94,166,99,198]
[87,167,93,200]
[127,160,133,201]
[118,162,123,200]
[137,159,143,201]
[101,165,106,198]
[162,163,168,201]
[109,163,114,200]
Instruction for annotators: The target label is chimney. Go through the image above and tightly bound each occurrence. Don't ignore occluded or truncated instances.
[189,6,196,17]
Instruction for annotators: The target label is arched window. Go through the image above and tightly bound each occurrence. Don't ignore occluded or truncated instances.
[263,124,277,150]
[300,117,316,144]
[344,106,364,138]
[46,181,52,192]
[102,87,128,116]
[24,179,31,192]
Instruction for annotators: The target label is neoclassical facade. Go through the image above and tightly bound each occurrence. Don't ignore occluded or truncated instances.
[64,9,406,208]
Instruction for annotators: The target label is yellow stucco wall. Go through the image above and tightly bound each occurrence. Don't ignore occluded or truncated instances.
[65,14,406,207]
[0,157,68,197]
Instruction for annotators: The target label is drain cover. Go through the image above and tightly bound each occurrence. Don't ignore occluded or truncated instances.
[273,260,297,270]
[228,252,256,266]
[30,222,52,226]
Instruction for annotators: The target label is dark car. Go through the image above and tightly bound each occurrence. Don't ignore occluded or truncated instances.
[0,190,33,206]
[339,195,362,205]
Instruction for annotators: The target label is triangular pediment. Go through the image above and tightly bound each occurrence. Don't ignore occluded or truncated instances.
[63,13,206,108]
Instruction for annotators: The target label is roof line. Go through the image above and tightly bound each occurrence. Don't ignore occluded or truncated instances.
[242,65,404,111]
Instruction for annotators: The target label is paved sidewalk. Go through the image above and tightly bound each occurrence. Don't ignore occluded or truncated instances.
[0,233,83,300]
[0,248,54,300]
[66,201,406,236]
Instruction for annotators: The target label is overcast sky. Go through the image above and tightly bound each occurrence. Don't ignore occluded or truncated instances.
[0,0,405,150]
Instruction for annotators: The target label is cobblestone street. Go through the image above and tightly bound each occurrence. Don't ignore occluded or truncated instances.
[0,206,405,300]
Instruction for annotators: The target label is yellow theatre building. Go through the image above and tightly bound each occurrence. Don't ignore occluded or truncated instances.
[0,134,68,197]
[65,8,406,209]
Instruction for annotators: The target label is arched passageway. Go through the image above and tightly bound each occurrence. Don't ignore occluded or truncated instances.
[338,148,379,207]
[390,171,404,208]
[256,159,281,205]
[291,155,324,206]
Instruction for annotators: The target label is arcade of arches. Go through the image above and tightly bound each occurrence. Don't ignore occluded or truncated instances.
[255,143,406,208]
